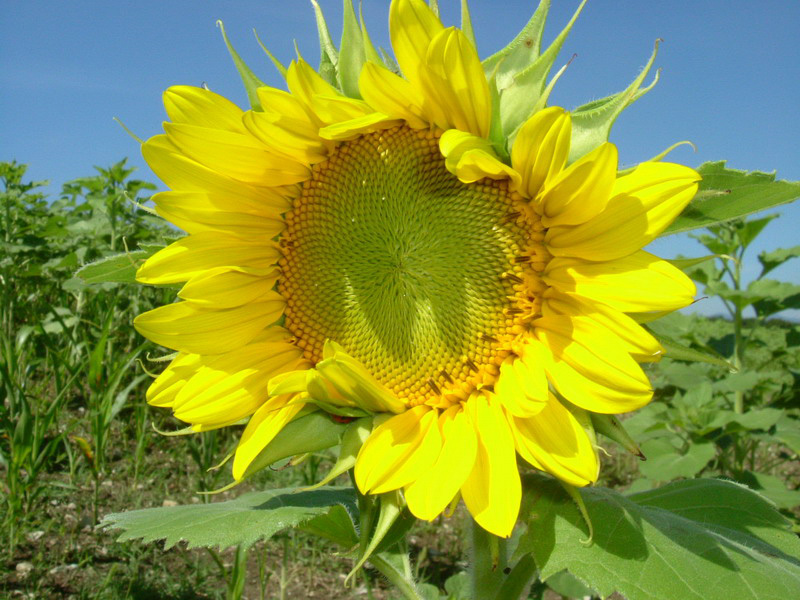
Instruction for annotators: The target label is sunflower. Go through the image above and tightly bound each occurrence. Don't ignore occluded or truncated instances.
[135,0,699,537]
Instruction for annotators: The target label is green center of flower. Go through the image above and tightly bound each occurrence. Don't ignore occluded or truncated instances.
[280,125,528,404]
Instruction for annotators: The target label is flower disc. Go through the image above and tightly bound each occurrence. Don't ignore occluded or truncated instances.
[280,125,527,404]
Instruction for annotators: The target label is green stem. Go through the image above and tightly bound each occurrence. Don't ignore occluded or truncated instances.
[471,517,508,600]
[732,248,745,414]
[369,555,424,600]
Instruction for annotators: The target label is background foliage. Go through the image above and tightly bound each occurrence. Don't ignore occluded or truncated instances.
[1,159,799,599]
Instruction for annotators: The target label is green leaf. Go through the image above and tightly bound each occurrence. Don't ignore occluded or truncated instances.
[663,162,800,236]
[102,487,358,550]
[638,438,715,480]
[773,416,800,455]
[74,250,153,285]
[339,0,365,99]
[735,215,777,250]
[712,370,761,394]
[736,471,800,511]
[726,408,783,432]
[298,503,359,547]
[759,245,800,278]
[523,476,800,600]
[444,572,471,599]
[545,570,596,599]
[749,279,800,318]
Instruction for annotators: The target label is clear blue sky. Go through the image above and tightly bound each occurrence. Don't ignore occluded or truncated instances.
[2,1,798,317]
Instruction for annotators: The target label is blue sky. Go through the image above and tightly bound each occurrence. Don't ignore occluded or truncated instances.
[2,0,798,317]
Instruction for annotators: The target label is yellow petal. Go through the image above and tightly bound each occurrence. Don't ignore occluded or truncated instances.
[142,135,293,210]
[389,0,444,89]
[494,355,548,418]
[178,267,279,308]
[546,162,700,261]
[164,122,310,186]
[359,61,428,129]
[405,405,477,521]
[318,113,403,142]
[256,86,319,134]
[534,313,653,413]
[243,110,328,164]
[163,85,246,133]
[422,28,491,137]
[510,393,598,487]
[134,299,284,355]
[286,59,342,124]
[232,395,305,480]
[153,191,285,237]
[308,94,374,125]
[316,341,406,414]
[543,250,696,313]
[439,129,521,185]
[511,107,571,199]
[172,341,303,425]
[136,231,279,285]
[538,142,618,227]
[461,396,521,538]
[543,291,663,362]
[146,353,201,407]
[355,405,442,494]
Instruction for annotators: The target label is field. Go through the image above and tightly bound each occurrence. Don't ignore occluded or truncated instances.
[2,160,799,599]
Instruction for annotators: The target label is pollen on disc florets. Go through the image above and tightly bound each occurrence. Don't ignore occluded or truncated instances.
[279,124,549,406]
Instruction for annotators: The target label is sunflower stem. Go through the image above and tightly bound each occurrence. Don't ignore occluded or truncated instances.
[369,553,424,600]
[470,517,508,600]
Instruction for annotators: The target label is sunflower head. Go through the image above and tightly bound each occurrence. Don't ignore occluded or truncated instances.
[135,0,699,537]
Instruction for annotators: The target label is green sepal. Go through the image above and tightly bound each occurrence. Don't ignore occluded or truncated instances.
[667,255,720,272]
[496,0,588,140]
[590,414,644,460]
[461,0,476,49]
[339,0,366,99]
[359,3,383,65]
[216,20,266,111]
[253,30,288,79]
[301,417,373,491]
[151,423,197,437]
[240,410,347,480]
[75,249,153,285]
[346,491,405,584]
[487,73,509,162]
[568,39,660,163]
[481,0,550,89]
[645,327,735,370]
[302,398,369,419]
[617,140,697,176]
[662,161,800,236]
[310,0,340,89]
[380,48,400,74]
